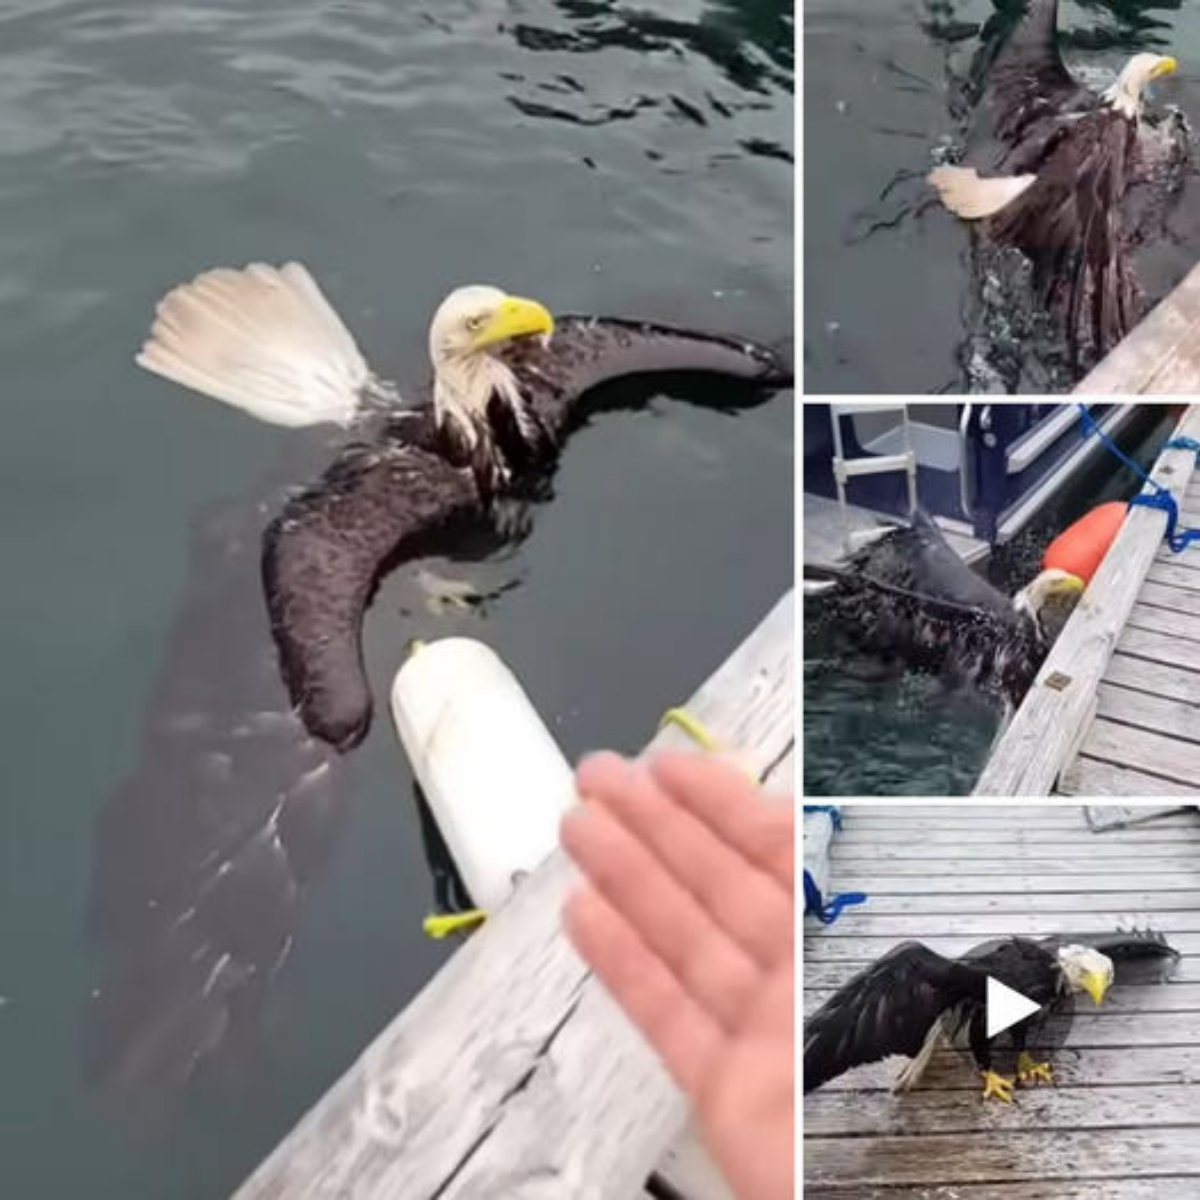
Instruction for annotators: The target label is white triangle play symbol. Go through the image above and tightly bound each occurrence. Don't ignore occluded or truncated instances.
[987,976,1043,1038]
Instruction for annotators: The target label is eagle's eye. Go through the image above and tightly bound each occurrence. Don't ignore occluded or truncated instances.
[465,314,486,333]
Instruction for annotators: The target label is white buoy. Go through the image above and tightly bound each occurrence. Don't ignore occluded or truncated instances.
[390,638,577,913]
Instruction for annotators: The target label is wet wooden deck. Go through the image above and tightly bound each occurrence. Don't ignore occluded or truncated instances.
[976,404,1200,796]
[804,804,1200,1198]
[1076,262,1200,394]
[230,593,793,1200]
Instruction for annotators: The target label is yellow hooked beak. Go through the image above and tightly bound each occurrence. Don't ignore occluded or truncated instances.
[1082,970,1109,1007]
[472,295,555,351]
[1153,56,1179,79]
[1054,574,1086,597]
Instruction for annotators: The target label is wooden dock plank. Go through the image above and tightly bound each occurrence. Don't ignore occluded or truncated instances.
[232,592,793,1200]
[1075,258,1200,393]
[974,405,1200,795]
[807,1182,1200,1200]
[1073,718,1200,790]
[805,1129,1200,1190]
[809,1042,1200,1092]
[1060,755,1200,797]
[804,1083,1200,1137]
[803,804,1200,1193]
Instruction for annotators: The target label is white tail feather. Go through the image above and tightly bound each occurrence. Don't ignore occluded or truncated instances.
[136,261,373,427]
[928,166,1037,220]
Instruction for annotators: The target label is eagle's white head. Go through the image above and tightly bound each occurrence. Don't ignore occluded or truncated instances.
[1056,944,1114,1005]
[1011,568,1085,638]
[1104,53,1178,119]
[428,285,555,450]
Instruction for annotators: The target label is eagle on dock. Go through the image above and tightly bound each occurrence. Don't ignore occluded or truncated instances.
[928,0,1188,370]
[804,929,1178,1101]
[137,262,790,749]
[804,510,1083,710]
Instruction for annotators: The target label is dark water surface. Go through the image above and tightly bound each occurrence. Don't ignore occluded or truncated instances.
[0,3,792,1196]
[803,405,1177,797]
[805,0,1200,392]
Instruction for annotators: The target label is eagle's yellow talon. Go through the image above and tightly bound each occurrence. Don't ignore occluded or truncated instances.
[981,1069,1016,1103]
[1017,1052,1054,1086]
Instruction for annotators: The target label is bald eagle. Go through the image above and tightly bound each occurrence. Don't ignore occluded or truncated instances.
[928,0,1187,371]
[804,930,1178,1102]
[805,510,1083,710]
[138,263,790,748]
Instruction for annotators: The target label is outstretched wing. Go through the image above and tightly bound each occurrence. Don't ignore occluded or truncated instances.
[1042,928,1181,985]
[262,438,479,750]
[498,315,792,433]
[982,0,1089,147]
[804,941,987,1093]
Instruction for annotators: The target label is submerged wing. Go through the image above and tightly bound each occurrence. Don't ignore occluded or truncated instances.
[804,941,987,1092]
[262,437,479,750]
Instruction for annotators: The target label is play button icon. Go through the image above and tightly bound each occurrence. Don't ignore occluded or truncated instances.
[986,976,1043,1038]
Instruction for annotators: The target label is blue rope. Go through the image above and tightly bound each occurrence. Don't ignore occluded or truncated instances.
[803,804,843,830]
[802,805,867,923]
[803,870,868,925]
[1076,404,1200,554]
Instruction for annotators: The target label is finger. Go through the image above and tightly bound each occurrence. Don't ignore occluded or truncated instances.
[564,886,720,1098]
[648,751,794,891]
[584,753,792,969]
[561,802,761,1031]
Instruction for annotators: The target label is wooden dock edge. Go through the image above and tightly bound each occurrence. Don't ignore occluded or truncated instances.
[973,407,1200,796]
[1076,261,1200,394]
[230,592,794,1200]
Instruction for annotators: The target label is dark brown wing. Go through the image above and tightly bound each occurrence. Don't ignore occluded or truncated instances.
[982,0,1091,151]
[804,942,987,1093]
[262,442,478,750]
[498,315,792,436]
[989,108,1142,365]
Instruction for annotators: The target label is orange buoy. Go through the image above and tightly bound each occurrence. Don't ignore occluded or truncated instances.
[1043,501,1127,585]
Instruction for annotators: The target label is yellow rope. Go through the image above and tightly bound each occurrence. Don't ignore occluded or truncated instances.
[423,909,487,939]
[659,706,721,751]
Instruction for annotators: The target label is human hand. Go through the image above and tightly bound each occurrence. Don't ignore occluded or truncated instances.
[560,750,794,1200]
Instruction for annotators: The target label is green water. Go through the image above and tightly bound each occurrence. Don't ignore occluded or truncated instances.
[0,3,793,1195]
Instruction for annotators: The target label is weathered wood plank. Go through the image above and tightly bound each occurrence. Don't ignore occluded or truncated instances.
[826,855,1200,875]
[1138,578,1200,617]
[806,890,1200,916]
[810,1042,1200,1093]
[1118,623,1200,672]
[1101,650,1200,704]
[1146,558,1200,593]
[807,1183,1200,1200]
[833,839,1200,860]
[232,592,793,1200]
[1125,600,1200,643]
[819,871,1200,893]
[805,1128,1200,1188]
[1074,717,1200,790]
[803,1083,1200,1137]
[1075,260,1200,393]
[1062,756,1200,797]
[976,406,1200,794]
[804,932,1200,960]
[1092,680,1200,749]
[811,910,1200,937]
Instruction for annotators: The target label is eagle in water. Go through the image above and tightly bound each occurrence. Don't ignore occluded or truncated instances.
[805,510,1083,711]
[137,262,790,748]
[928,0,1187,373]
